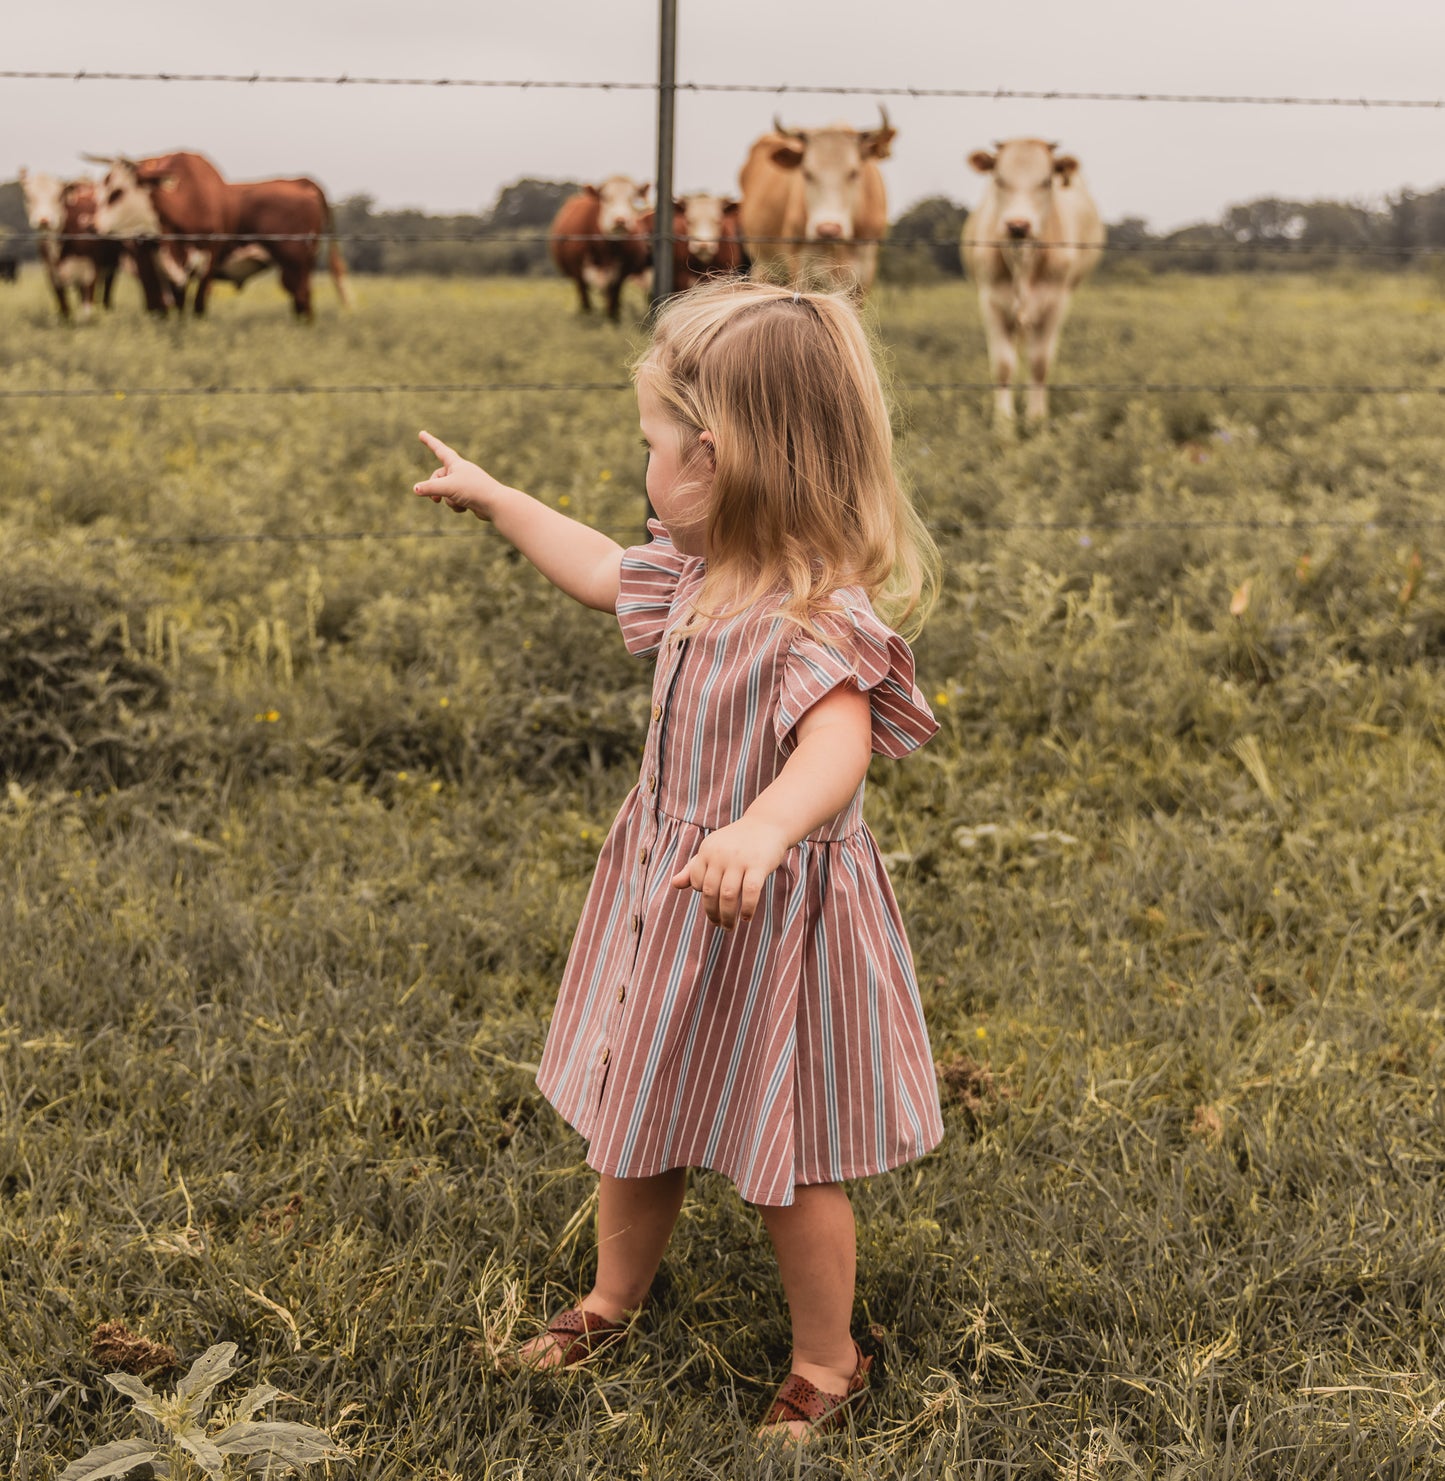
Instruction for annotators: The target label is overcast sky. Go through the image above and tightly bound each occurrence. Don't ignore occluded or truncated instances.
[5,1,1444,230]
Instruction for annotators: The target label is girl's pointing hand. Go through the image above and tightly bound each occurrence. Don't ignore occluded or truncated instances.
[672,818,789,930]
[413,430,498,518]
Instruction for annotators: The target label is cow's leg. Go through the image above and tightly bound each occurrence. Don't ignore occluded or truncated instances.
[48,269,71,320]
[280,262,314,321]
[101,265,117,311]
[575,275,592,313]
[192,266,216,316]
[1024,289,1067,424]
[604,267,624,323]
[978,286,1019,424]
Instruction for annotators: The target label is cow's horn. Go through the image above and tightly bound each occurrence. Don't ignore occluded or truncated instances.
[772,114,804,140]
[876,104,891,132]
[81,152,115,164]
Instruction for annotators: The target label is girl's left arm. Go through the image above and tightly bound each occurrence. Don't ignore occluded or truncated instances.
[671,683,872,929]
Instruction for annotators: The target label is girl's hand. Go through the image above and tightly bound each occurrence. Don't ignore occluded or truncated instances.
[671,818,790,930]
[413,430,501,518]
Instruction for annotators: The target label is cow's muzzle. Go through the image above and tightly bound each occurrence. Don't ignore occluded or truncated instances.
[1005,220,1031,241]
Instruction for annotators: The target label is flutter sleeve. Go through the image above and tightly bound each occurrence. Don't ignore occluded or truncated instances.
[615,519,693,657]
[773,601,939,759]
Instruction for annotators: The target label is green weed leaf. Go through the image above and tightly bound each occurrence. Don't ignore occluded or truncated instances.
[173,1341,240,1412]
[214,1420,344,1468]
[230,1382,284,1423]
[56,1437,162,1481]
[102,1373,165,1423]
[174,1422,227,1477]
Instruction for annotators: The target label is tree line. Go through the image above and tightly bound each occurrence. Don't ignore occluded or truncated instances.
[3,175,1443,280]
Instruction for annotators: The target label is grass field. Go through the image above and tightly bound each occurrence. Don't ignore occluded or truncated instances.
[2,267,1444,1479]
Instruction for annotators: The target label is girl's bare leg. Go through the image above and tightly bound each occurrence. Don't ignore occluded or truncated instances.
[757,1181,860,1432]
[519,1168,688,1367]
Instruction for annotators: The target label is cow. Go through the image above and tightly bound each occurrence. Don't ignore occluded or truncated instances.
[961,139,1105,425]
[672,193,744,291]
[90,151,351,319]
[18,169,124,319]
[638,194,745,300]
[548,176,652,322]
[736,109,895,297]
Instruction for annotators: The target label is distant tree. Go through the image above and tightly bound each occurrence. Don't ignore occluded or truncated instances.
[488,178,585,231]
[879,195,968,283]
[1223,197,1307,244]
[334,194,384,274]
[0,180,34,258]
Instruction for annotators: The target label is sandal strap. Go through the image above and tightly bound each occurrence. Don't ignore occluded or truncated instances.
[541,1306,629,1365]
[761,1343,872,1433]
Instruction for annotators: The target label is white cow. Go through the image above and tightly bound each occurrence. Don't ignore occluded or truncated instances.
[961,139,1105,424]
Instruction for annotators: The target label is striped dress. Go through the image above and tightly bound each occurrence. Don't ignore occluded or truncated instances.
[535,522,944,1207]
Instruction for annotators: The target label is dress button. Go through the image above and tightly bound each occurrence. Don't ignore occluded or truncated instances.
[617,984,626,1003]
[648,773,657,793]
[639,845,649,866]
[652,702,662,721]
[601,1047,610,1065]
[632,913,641,933]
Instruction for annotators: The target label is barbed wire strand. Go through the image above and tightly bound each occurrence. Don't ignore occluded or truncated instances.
[2,69,1443,107]
[2,380,1441,401]
[8,513,1443,555]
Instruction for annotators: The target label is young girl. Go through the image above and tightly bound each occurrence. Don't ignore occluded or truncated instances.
[412,278,943,1441]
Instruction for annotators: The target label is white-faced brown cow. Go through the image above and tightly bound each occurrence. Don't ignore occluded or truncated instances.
[548,176,652,322]
[673,193,744,289]
[19,168,124,319]
[961,138,1105,424]
[92,151,351,319]
[737,109,894,297]
[645,193,745,296]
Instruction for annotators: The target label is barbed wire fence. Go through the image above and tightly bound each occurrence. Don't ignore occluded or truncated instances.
[3,63,1444,549]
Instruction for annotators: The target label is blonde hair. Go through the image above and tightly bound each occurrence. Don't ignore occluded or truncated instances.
[633,278,938,638]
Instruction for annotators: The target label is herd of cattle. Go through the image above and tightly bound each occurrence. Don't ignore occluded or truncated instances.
[14,112,1105,422]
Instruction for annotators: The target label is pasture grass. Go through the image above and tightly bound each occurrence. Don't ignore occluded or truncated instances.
[1,268,1443,1478]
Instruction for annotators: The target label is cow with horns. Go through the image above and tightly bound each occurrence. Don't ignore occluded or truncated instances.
[737,108,895,297]
[18,168,126,319]
[961,138,1105,425]
[88,150,351,319]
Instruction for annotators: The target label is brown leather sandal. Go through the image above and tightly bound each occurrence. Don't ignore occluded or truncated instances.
[758,1341,873,1440]
[500,1306,630,1372]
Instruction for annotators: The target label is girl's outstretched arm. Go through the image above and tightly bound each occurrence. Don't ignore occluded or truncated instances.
[671,683,873,930]
[413,430,624,613]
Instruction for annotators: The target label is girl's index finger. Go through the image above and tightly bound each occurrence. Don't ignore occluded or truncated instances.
[417,430,456,463]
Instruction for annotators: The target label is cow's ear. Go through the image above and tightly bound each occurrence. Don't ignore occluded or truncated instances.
[1053,154,1080,186]
[722,197,741,216]
[135,155,174,183]
[968,150,996,174]
[863,127,896,161]
[769,140,805,170]
[636,182,651,201]
[583,184,601,200]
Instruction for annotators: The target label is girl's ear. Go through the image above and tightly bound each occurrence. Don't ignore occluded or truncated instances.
[698,430,717,465]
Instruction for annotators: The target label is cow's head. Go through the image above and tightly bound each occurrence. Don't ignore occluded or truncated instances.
[88,155,170,237]
[18,168,67,233]
[769,108,893,242]
[588,175,651,236]
[969,139,1081,242]
[677,194,739,264]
